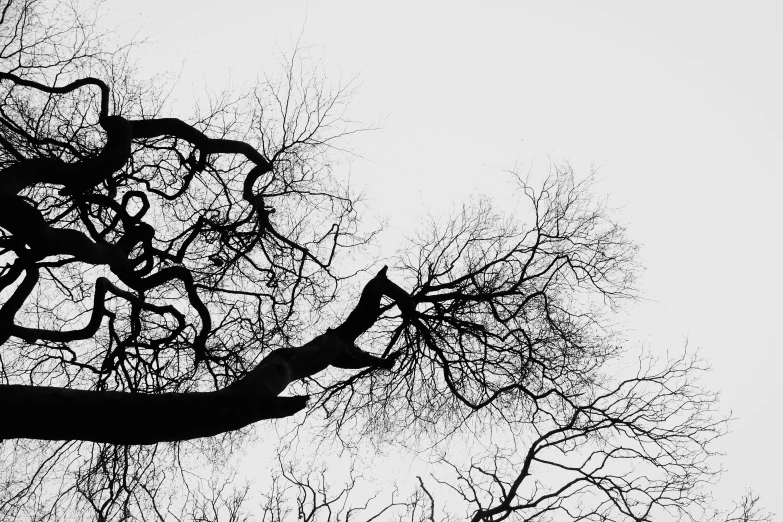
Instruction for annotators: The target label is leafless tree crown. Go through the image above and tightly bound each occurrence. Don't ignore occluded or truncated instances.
[0,1,769,521]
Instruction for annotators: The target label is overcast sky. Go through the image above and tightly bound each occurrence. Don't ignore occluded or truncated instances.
[105,0,783,515]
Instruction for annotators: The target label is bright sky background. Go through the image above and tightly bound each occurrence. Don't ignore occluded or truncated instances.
[104,0,783,516]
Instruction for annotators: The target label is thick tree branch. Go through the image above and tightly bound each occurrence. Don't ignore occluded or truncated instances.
[0,72,110,119]
[0,384,308,444]
[1,270,402,444]
[129,118,271,172]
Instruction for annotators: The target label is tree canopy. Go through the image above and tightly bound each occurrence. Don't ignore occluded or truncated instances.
[0,1,769,520]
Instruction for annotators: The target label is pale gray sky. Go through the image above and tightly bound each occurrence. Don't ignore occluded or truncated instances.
[105,0,783,515]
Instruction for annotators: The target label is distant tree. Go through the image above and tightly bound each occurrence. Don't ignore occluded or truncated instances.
[0,1,770,521]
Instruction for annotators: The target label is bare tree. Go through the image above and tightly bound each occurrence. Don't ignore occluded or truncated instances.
[0,1,768,520]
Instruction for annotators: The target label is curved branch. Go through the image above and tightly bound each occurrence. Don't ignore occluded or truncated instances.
[123,266,212,363]
[0,71,110,120]
[0,276,184,344]
[130,118,272,172]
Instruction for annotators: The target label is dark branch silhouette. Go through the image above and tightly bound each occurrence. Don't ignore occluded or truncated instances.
[0,2,767,521]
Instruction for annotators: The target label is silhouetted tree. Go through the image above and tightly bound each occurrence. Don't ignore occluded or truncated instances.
[0,1,770,521]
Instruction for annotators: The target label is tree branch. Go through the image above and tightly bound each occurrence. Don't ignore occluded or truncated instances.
[0,384,308,444]
[1,270,402,444]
